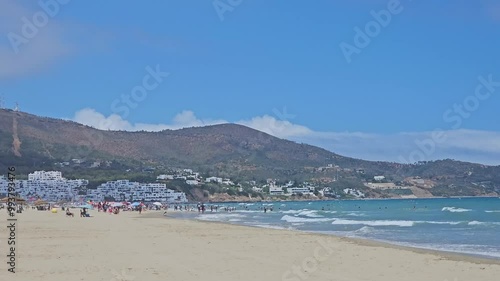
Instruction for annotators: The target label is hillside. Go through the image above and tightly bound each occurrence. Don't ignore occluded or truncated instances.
[1,109,499,198]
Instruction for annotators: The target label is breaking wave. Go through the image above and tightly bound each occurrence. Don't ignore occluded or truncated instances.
[332,219,415,227]
[442,207,472,213]
[281,215,333,223]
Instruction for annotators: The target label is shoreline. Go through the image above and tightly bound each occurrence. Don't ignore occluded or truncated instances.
[167,212,500,263]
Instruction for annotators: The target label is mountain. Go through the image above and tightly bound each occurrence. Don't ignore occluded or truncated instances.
[1,109,499,198]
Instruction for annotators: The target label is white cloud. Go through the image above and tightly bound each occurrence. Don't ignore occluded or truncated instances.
[237,115,312,138]
[294,130,500,165]
[72,108,500,166]
[73,108,226,131]
[73,108,134,131]
[0,1,72,78]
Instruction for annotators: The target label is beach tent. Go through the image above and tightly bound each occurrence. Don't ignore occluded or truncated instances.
[153,202,162,206]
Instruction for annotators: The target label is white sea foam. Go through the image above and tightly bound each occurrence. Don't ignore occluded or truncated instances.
[332,219,415,227]
[344,212,366,217]
[298,210,324,218]
[442,207,472,213]
[390,242,500,259]
[253,224,288,230]
[281,215,333,223]
[197,213,245,222]
[467,221,500,226]
[354,226,375,234]
[424,221,462,225]
[236,210,261,213]
[281,209,306,214]
[485,210,500,213]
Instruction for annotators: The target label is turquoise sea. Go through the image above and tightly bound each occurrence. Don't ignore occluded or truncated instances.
[171,197,500,259]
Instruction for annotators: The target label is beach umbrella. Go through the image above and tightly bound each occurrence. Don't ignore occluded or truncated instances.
[1,197,26,203]
[111,202,123,207]
[153,202,162,206]
[131,202,141,207]
[34,199,49,206]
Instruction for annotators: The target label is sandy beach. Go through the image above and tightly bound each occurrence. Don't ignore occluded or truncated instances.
[1,209,499,281]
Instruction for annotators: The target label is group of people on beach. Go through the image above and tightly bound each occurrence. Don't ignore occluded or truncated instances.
[168,203,238,213]
[96,202,124,214]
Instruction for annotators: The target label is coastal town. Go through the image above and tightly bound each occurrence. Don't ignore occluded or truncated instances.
[0,167,372,203]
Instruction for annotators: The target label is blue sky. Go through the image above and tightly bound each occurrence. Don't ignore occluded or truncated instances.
[1,0,500,165]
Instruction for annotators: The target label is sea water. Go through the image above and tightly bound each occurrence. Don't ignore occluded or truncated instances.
[170,197,500,259]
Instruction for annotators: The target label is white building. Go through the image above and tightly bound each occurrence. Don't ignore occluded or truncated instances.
[1,172,189,203]
[0,176,8,195]
[374,176,385,181]
[5,171,88,202]
[88,180,188,203]
[186,180,199,185]
[287,187,313,195]
[28,171,62,181]
[206,177,223,184]
[269,187,284,195]
[157,174,175,180]
[252,186,263,192]
[222,179,234,186]
[343,188,365,198]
